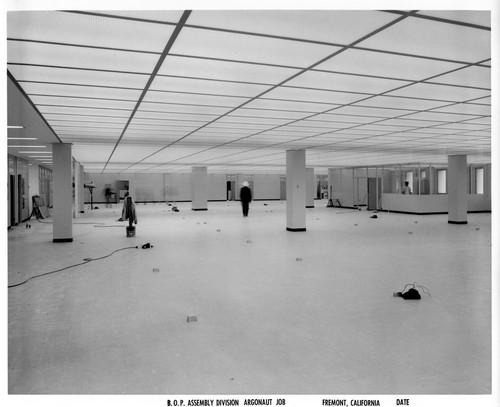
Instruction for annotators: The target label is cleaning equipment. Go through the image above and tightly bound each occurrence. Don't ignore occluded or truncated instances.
[122,193,137,237]
[126,225,135,237]
[393,282,431,300]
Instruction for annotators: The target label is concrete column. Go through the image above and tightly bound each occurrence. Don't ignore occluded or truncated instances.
[192,166,208,211]
[306,168,315,208]
[52,143,73,242]
[286,150,306,231]
[448,154,468,224]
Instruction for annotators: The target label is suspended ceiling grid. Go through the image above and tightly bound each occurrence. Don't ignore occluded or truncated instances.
[6,9,492,174]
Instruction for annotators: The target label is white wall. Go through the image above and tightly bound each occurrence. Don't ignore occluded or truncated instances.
[329,168,356,207]
[134,173,166,202]
[165,173,191,202]
[85,172,227,203]
[253,174,280,200]
[467,194,491,212]
[208,174,227,201]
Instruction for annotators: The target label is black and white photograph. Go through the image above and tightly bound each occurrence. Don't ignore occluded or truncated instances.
[3,1,499,406]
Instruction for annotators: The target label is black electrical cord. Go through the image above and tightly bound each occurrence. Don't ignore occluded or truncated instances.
[33,218,105,226]
[8,246,138,289]
[401,282,431,296]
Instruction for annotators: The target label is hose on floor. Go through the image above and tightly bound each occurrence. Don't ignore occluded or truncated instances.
[8,246,139,289]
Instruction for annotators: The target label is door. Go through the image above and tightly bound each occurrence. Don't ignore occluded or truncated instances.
[116,180,129,201]
[356,177,367,207]
[367,177,381,211]
[10,175,16,226]
[367,178,377,210]
[18,175,29,222]
[226,180,236,201]
[280,177,286,200]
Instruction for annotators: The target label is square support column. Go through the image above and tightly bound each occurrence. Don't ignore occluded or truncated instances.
[191,166,208,211]
[52,143,73,242]
[306,168,315,208]
[448,154,468,224]
[286,150,306,231]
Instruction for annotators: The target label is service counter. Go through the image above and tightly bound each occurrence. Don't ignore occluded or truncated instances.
[381,193,490,214]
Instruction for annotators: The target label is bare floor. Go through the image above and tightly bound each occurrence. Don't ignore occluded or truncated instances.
[7,200,492,395]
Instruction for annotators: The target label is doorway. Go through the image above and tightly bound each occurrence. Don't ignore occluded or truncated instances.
[116,180,129,201]
[226,180,236,201]
[355,177,367,208]
[280,176,286,200]
[10,175,16,226]
[367,177,381,211]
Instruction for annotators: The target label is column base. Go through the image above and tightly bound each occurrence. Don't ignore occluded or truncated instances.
[286,227,306,232]
[192,208,208,211]
[53,238,73,243]
[448,221,468,224]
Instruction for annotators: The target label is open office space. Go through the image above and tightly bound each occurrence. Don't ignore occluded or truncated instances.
[5,5,498,404]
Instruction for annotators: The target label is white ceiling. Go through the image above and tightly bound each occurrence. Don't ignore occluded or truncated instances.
[6,9,492,174]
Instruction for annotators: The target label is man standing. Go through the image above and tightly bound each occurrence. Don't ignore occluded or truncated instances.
[402,181,412,194]
[240,181,252,217]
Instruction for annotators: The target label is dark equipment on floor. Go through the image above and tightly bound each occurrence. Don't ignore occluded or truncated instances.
[393,282,431,300]
[30,195,51,220]
[126,225,135,237]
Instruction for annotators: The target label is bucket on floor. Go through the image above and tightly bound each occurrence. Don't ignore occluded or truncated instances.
[126,225,136,237]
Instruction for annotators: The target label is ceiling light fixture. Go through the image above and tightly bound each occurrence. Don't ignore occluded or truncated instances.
[7,137,38,140]
[18,150,51,154]
[8,145,46,148]
[7,125,24,129]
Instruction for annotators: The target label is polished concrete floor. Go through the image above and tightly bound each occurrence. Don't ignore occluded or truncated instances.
[7,200,493,395]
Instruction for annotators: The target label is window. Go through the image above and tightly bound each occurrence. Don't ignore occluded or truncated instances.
[437,169,447,194]
[475,168,484,194]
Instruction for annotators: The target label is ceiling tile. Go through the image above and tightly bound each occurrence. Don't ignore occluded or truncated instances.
[8,41,160,73]
[150,75,270,97]
[416,10,490,28]
[159,55,300,84]
[169,27,341,68]
[285,71,407,94]
[188,10,396,44]
[386,82,491,102]
[315,48,462,81]
[360,14,491,63]
[263,87,362,105]
[8,11,176,52]
[429,65,490,89]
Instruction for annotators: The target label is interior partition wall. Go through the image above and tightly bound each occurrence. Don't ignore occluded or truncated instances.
[329,163,491,214]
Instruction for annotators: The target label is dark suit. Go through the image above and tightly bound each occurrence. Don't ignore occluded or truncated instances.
[240,186,252,217]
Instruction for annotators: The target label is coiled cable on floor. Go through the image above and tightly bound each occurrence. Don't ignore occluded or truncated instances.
[8,246,139,289]
[401,282,431,296]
